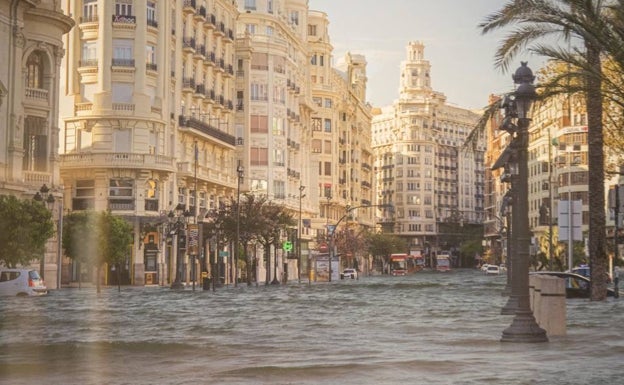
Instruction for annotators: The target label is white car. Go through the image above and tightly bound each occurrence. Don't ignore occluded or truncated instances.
[485,265,501,275]
[0,269,48,296]
[340,268,358,279]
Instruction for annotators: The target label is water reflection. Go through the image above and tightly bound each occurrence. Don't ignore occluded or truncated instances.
[1,269,622,384]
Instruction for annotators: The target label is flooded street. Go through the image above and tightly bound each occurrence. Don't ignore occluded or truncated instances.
[1,269,622,385]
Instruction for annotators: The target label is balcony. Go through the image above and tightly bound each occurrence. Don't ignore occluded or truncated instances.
[112,14,136,26]
[79,15,99,24]
[79,59,98,68]
[146,63,157,72]
[112,58,135,67]
[72,198,95,211]
[147,18,158,28]
[60,152,176,173]
[145,199,159,212]
[178,115,236,146]
[109,199,135,211]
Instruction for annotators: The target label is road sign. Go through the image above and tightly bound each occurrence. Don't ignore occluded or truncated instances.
[283,241,293,251]
[558,200,582,241]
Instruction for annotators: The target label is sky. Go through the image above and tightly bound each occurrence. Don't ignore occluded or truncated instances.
[307,0,546,110]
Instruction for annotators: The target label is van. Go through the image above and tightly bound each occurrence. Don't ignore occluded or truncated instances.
[0,269,48,296]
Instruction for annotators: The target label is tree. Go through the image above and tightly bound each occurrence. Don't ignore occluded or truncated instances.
[0,195,54,268]
[62,211,98,287]
[480,0,615,300]
[365,233,408,273]
[97,211,133,293]
[62,210,132,292]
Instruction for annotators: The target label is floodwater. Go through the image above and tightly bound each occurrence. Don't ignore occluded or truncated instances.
[1,269,622,385]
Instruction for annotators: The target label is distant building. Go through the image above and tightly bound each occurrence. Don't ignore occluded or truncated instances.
[371,42,484,265]
[0,1,74,288]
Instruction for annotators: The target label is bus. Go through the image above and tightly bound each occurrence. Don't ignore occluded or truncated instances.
[389,254,417,276]
[436,252,451,272]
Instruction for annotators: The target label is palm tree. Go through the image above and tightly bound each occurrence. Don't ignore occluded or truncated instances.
[480,0,615,300]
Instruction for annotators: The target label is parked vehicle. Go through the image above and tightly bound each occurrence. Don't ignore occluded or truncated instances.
[340,268,358,280]
[0,269,47,296]
[530,271,615,299]
[485,265,501,275]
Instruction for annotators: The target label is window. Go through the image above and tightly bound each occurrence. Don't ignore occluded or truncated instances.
[312,97,322,107]
[290,10,299,25]
[147,1,156,26]
[146,45,156,65]
[312,139,322,153]
[324,140,331,154]
[319,55,324,66]
[267,0,273,13]
[273,180,285,199]
[26,51,44,89]
[250,179,268,191]
[113,39,133,65]
[273,149,285,166]
[266,26,273,36]
[312,118,322,131]
[23,116,47,172]
[324,119,332,133]
[83,0,98,22]
[311,54,317,65]
[178,187,186,205]
[245,24,256,34]
[308,24,317,36]
[244,0,256,10]
[109,179,134,198]
[81,41,97,63]
[272,117,284,136]
[324,161,331,176]
[74,180,95,210]
[250,114,268,133]
[115,0,133,16]
[324,98,332,108]
[250,83,268,100]
[250,147,268,166]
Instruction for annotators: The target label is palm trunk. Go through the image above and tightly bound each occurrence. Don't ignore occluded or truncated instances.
[585,41,608,301]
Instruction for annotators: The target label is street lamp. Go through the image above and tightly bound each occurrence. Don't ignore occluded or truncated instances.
[298,185,305,283]
[169,206,191,290]
[235,164,244,287]
[33,184,56,282]
[501,62,547,343]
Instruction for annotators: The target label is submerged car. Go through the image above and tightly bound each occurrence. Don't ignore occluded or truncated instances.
[340,268,358,280]
[485,265,501,275]
[530,271,614,299]
[0,269,48,296]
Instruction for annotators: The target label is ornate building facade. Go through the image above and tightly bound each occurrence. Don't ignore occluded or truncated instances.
[372,41,484,266]
[0,0,74,288]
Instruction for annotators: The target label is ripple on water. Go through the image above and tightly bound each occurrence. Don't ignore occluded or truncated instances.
[1,269,622,385]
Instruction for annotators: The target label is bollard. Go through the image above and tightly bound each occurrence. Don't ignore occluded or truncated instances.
[533,275,566,336]
[529,275,541,322]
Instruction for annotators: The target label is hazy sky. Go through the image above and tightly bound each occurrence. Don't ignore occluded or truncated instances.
[308,0,545,110]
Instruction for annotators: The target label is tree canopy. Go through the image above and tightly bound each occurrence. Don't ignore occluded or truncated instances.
[0,195,54,268]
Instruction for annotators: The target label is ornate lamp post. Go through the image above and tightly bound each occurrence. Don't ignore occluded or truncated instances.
[169,206,191,290]
[298,185,305,283]
[235,164,244,287]
[501,62,547,343]
[33,184,56,283]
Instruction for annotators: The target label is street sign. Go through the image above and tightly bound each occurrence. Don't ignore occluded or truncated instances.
[283,240,293,251]
[558,200,582,241]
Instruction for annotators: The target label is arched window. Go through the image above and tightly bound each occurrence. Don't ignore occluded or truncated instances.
[26,51,44,89]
